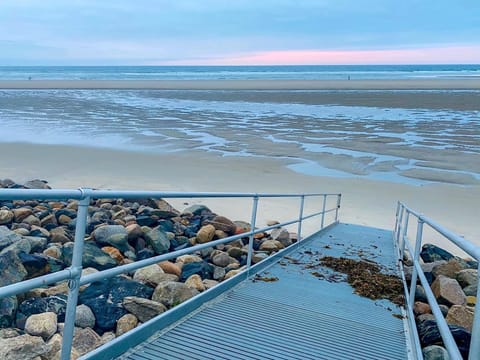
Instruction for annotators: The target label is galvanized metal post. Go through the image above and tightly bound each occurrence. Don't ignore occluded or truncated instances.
[396,205,404,244]
[246,196,259,274]
[60,191,90,360]
[409,217,424,307]
[334,194,341,222]
[394,201,400,237]
[468,262,480,360]
[400,212,409,262]
[297,195,305,241]
[321,194,327,229]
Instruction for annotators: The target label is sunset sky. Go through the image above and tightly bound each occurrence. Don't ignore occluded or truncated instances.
[1,0,479,65]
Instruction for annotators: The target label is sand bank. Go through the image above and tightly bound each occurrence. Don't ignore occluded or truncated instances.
[1,79,480,90]
[1,142,478,256]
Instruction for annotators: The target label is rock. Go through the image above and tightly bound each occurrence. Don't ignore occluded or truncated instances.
[446,305,475,332]
[252,252,269,264]
[26,282,69,298]
[185,274,206,292]
[58,214,73,225]
[176,254,203,264]
[196,224,216,244]
[40,214,57,227]
[43,245,62,259]
[22,215,41,227]
[79,276,153,332]
[439,305,450,317]
[259,240,284,252]
[100,332,116,345]
[152,281,199,308]
[208,216,236,235]
[422,345,449,360]
[0,210,14,225]
[49,227,71,243]
[23,179,50,189]
[417,319,471,357]
[158,261,182,277]
[75,304,96,329]
[466,296,476,306]
[432,259,467,279]
[180,261,214,282]
[1,237,31,255]
[93,225,129,252]
[148,198,180,218]
[413,301,431,315]
[30,226,50,239]
[456,269,478,287]
[18,252,49,279]
[44,333,63,360]
[17,295,67,328]
[183,204,211,216]
[225,268,243,280]
[270,228,292,247]
[463,283,477,296]
[123,296,167,323]
[133,264,166,287]
[227,247,245,259]
[24,236,48,253]
[101,246,125,262]
[12,208,33,223]
[24,312,57,340]
[144,226,171,255]
[72,327,102,356]
[212,252,238,267]
[62,242,117,271]
[0,296,17,328]
[203,279,219,290]
[125,224,143,241]
[420,244,454,263]
[0,226,22,251]
[431,275,466,306]
[234,220,251,233]
[0,334,49,359]
[116,314,138,337]
[0,250,28,287]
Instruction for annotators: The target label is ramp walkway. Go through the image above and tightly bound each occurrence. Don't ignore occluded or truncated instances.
[108,223,409,360]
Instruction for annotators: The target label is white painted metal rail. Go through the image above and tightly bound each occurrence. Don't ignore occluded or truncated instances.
[394,202,480,360]
[0,188,341,359]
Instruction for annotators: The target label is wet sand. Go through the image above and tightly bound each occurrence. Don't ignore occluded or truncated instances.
[1,142,478,256]
[1,78,480,90]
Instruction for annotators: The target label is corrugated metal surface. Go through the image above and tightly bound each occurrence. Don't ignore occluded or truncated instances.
[121,223,409,360]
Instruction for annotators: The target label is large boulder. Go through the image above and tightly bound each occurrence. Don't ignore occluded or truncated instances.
[446,305,475,332]
[152,281,199,308]
[0,296,18,328]
[133,264,166,287]
[422,345,449,360]
[420,244,454,263]
[144,226,171,255]
[0,249,27,287]
[270,228,292,247]
[72,327,102,356]
[24,312,57,340]
[123,296,167,323]
[196,224,216,244]
[0,334,49,359]
[62,242,117,271]
[417,319,471,358]
[456,269,478,288]
[432,259,467,279]
[0,226,22,252]
[180,261,214,282]
[75,304,96,329]
[79,276,153,332]
[93,225,129,252]
[17,294,67,329]
[431,275,466,306]
[207,216,237,235]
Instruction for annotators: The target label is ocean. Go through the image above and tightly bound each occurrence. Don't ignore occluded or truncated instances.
[0,64,479,80]
[0,65,479,186]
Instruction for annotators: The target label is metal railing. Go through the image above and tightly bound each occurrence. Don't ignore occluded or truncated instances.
[0,188,341,359]
[394,202,480,360]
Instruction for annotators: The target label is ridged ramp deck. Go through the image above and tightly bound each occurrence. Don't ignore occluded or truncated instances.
[84,223,411,360]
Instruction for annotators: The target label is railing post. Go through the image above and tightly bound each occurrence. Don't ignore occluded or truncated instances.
[469,262,480,360]
[396,205,404,244]
[400,212,409,262]
[321,194,327,229]
[246,196,259,274]
[297,195,305,241]
[409,217,424,307]
[60,191,90,360]
[334,194,341,223]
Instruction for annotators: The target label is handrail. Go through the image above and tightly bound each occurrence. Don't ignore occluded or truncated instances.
[394,202,480,360]
[0,188,341,360]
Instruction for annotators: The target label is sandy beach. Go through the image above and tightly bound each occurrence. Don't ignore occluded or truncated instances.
[1,142,478,257]
[1,78,480,90]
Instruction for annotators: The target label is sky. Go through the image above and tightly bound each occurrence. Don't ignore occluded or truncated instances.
[0,0,479,65]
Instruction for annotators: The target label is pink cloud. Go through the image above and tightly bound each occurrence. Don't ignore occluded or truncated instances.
[171,45,480,65]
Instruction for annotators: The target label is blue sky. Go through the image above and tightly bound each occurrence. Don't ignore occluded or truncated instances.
[1,0,479,65]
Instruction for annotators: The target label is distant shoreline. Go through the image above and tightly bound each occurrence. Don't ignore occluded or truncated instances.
[1,79,480,90]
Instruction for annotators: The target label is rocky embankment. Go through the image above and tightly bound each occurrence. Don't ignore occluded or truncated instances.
[405,244,478,359]
[0,179,295,359]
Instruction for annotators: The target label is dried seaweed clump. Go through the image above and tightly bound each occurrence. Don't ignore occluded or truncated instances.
[320,256,405,306]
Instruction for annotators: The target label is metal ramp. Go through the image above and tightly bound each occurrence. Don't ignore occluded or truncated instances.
[108,223,410,360]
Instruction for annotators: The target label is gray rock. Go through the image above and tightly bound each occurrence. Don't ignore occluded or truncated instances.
[75,304,96,329]
[0,237,31,255]
[0,226,22,252]
[72,327,102,356]
[431,275,466,306]
[93,225,129,252]
[212,252,237,267]
[133,264,166,287]
[115,314,138,337]
[24,312,58,340]
[23,179,50,189]
[123,296,167,323]
[456,269,478,287]
[183,204,211,216]
[24,236,48,253]
[0,334,49,359]
[432,259,467,279]
[62,242,117,271]
[463,283,477,296]
[0,296,18,328]
[0,210,14,225]
[271,228,292,247]
[144,226,171,255]
[152,281,199,308]
[213,266,226,281]
[420,244,454,263]
[0,249,28,287]
[422,345,449,360]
